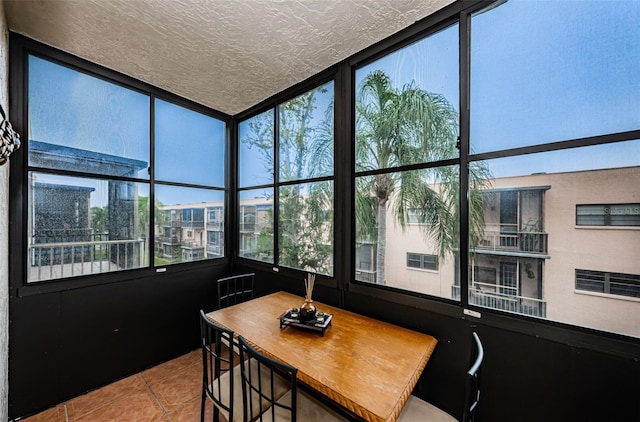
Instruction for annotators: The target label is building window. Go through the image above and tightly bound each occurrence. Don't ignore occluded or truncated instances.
[576,204,640,227]
[238,82,335,275]
[406,253,439,271]
[25,54,227,282]
[576,269,640,299]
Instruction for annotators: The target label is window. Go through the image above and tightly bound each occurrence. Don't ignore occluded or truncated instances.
[468,0,640,337]
[576,204,640,227]
[153,100,226,266]
[407,253,439,271]
[350,0,640,339]
[238,82,334,274]
[354,23,460,300]
[470,1,640,153]
[576,269,640,299]
[26,54,227,283]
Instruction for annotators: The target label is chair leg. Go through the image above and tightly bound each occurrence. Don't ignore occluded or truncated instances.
[200,389,206,422]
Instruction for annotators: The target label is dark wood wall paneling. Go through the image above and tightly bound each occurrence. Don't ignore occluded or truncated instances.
[9,245,640,421]
[9,264,226,418]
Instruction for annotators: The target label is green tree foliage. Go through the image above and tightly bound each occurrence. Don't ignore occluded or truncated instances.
[138,196,168,239]
[90,206,108,234]
[355,70,490,284]
[242,85,334,274]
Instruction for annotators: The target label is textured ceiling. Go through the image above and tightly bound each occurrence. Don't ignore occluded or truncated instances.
[3,0,454,115]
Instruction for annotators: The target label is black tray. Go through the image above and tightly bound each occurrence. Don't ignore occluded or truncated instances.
[279,308,333,336]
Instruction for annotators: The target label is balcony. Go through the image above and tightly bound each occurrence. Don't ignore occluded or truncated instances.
[476,227,548,254]
[206,244,223,256]
[452,285,547,318]
[239,223,256,233]
[181,220,204,229]
[206,221,223,230]
[29,239,146,282]
[157,236,180,245]
[355,269,376,283]
[181,240,204,250]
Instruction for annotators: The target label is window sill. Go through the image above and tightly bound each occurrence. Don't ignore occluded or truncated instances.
[406,267,439,274]
[575,225,640,231]
[574,289,640,303]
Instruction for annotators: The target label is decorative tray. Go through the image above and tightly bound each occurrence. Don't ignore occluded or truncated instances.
[279,308,333,336]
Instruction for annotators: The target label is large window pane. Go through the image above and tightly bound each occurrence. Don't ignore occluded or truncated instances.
[471,0,640,153]
[154,185,224,265]
[279,182,333,275]
[239,81,334,269]
[355,24,459,171]
[355,166,460,299]
[239,189,274,263]
[155,99,226,187]
[27,172,149,282]
[239,110,274,188]
[279,82,334,181]
[28,55,150,178]
[469,140,640,338]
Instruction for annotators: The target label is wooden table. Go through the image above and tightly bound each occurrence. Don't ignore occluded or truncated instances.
[206,291,438,422]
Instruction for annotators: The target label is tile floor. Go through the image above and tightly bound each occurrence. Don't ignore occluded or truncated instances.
[22,348,225,422]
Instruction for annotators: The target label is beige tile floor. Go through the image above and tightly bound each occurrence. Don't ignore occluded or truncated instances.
[22,348,223,422]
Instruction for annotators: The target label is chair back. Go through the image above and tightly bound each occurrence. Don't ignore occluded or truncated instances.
[200,309,236,420]
[237,335,297,421]
[462,332,484,422]
[217,273,255,309]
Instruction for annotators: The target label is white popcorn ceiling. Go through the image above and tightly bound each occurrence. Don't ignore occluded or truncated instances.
[4,0,454,115]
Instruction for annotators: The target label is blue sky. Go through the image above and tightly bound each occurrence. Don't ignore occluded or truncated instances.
[29,55,226,206]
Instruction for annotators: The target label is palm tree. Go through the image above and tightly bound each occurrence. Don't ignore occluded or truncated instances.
[355,70,489,285]
[90,206,108,235]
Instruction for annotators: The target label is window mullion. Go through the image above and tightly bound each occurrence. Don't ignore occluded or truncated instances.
[459,10,471,307]
[273,105,280,268]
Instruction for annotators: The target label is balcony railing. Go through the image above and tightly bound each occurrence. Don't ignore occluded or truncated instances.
[239,223,256,233]
[181,220,205,229]
[181,240,204,250]
[355,269,376,283]
[206,244,223,256]
[476,229,548,254]
[206,221,224,230]
[29,239,146,282]
[157,236,180,245]
[452,285,547,318]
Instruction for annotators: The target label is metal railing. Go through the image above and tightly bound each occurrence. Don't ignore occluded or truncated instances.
[157,236,180,245]
[206,244,223,256]
[29,239,146,282]
[239,223,256,233]
[476,229,548,254]
[452,285,547,318]
[206,221,224,230]
[181,240,204,249]
[181,220,205,229]
[355,269,376,283]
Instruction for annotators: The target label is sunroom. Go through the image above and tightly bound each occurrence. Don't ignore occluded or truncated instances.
[1,0,638,421]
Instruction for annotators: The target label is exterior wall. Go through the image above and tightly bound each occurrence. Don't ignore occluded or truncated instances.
[542,167,640,336]
[384,218,456,298]
[383,167,640,337]
[0,2,9,419]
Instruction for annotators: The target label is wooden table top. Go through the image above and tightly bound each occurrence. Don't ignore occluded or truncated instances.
[206,291,438,422]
